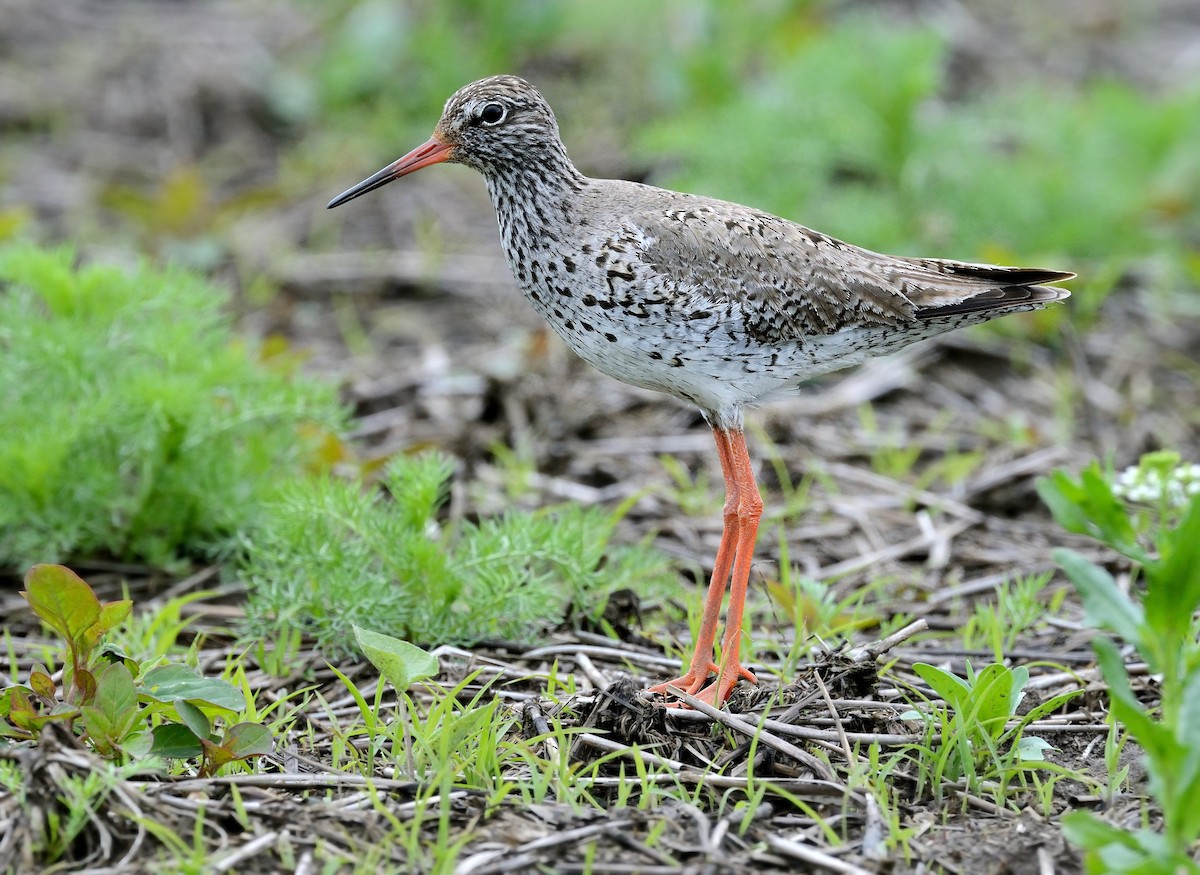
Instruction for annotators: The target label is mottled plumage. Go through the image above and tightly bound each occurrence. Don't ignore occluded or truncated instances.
[328,75,1072,706]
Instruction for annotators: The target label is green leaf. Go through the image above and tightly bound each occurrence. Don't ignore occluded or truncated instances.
[84,599,133,650]
[7,686,75,732]
[71,667,98,706]
[6,687,40,731]
[222,723,273,760]
[1013,736,1054,761]
[174,699,211,741]
[79,705,116,751]
[22,564,101,649]
[1167,668,1200,844]
[140,665,243,712]
[1038,466,1144,560]
[122,730,153,758]
[972,664,1017,740]
[1061,810,1141,853]
[1003,689,1085,745]
[913,662,972,713]
[1054,548,1145,651]
[82,662,141,755]
[1093,638,1171,764]
[94,661,139,741]
[353,625,438,692]
[150,723,205,759]
[29,669,55,700]
[1150,493,1200,632]
[1037,471,1097,537]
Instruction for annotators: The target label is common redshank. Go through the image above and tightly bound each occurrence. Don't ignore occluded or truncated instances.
[328,75,1072,706]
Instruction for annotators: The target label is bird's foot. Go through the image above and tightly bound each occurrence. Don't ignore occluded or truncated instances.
[646,670,708,699]
[647,661,757,707]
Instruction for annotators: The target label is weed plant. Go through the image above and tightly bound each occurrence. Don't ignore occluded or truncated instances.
[240,452,674,654]
[1,564,270,777]
[1039,456,1200,873]
[0,245,345,568]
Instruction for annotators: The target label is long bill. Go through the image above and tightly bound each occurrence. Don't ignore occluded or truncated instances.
[326,136,455,209]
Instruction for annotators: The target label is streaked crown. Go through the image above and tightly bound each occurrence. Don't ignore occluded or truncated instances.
[435,75,572,175]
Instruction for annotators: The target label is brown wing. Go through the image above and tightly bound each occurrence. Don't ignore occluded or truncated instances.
[628,188,1071,341]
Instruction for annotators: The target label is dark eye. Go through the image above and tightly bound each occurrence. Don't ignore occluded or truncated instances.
[478,102,507,125]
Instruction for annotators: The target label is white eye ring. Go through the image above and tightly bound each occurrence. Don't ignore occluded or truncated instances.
[479,102,507,126]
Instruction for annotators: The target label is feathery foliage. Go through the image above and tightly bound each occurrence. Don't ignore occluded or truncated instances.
[0,245,346,567]
[240,452,674,653]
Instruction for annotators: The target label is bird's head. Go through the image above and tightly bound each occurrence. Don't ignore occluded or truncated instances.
[327,75,564,209]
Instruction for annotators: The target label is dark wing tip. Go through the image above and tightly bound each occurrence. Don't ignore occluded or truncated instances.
[915,283,1070,319]
[942,263,1076,286]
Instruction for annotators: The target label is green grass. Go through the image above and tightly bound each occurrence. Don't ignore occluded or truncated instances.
[961,571,1062,660]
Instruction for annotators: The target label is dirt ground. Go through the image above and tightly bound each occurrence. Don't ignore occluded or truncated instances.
[2,1,1199,873]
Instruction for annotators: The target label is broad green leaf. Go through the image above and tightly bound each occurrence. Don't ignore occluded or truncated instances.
[84,599,133,649]
[7,687,38,728]
[1055,549,1145,651]
[222,723,273,759]
[1014,735,1054,761]
[1093,638,1170,763]
[150,723,204,758]
[174,699,211,741]
[122,730,153,758]
[1061,810,1140,852]
[140,665,243,712]
[0,714,31,739]
[94,661,139,739]
[79,705,116,751]
[1151,493,1200,629]
[7,687,73,732]
[22,564,101,648]
[972,664,1017,740]
[353,625,438,692]
[0,686,30,718]
[913,663,972,713]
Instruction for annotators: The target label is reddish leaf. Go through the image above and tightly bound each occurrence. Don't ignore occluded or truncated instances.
[29,669,55,701]
[70,667,98,706]
[222,723,273,760]
[22,565,101,649]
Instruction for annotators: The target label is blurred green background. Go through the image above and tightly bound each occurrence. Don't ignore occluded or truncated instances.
[3,0,1198,307]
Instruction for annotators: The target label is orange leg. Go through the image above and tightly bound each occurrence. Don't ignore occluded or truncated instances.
[648,426,761,705]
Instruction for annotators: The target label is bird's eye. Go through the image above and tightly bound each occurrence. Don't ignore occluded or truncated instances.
[478,102,507,125]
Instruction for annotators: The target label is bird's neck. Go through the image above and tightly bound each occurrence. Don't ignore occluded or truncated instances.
[483,150,589,257]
